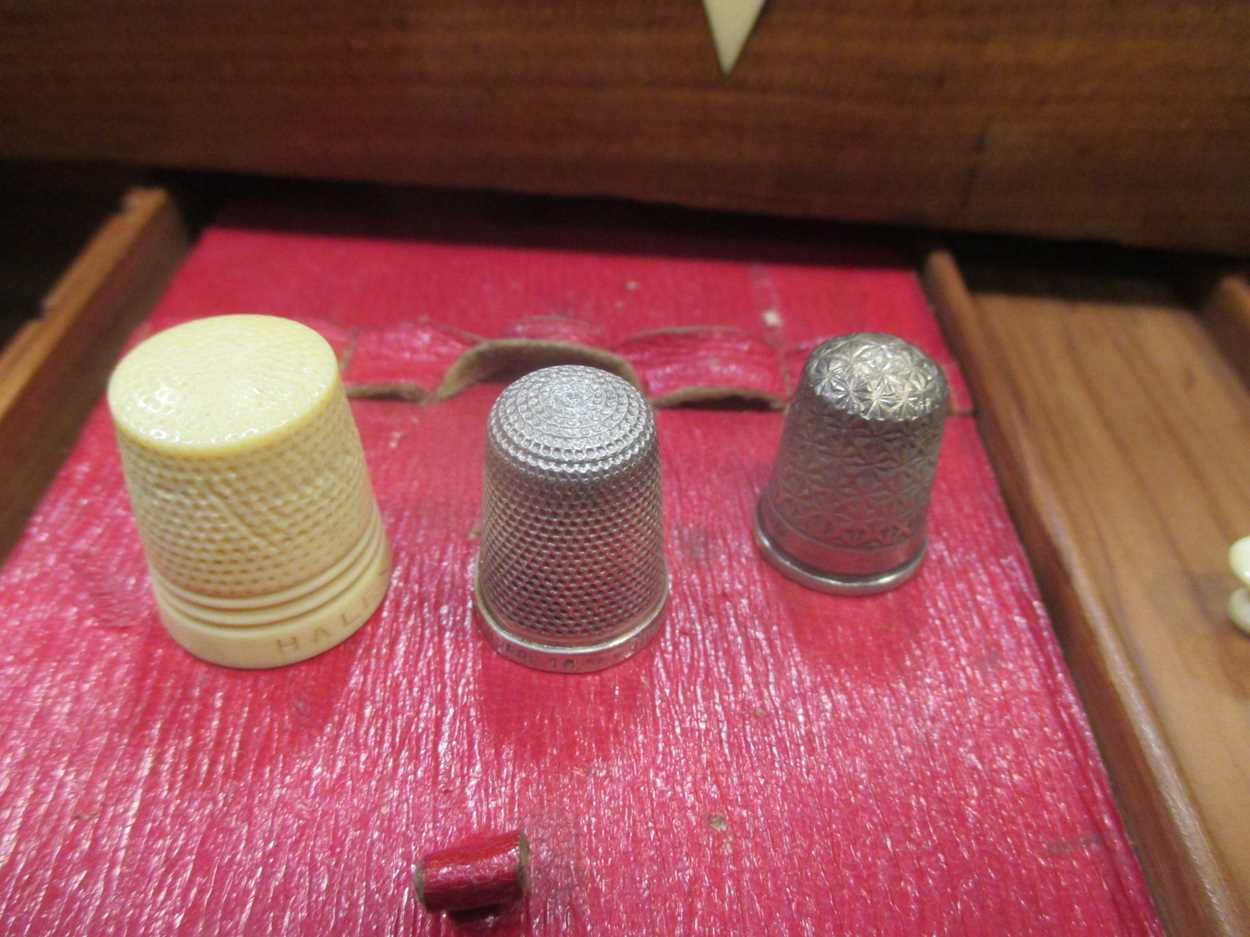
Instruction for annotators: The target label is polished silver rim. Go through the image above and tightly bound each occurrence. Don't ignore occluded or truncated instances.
[474,569,669,673]
[753,503,924,595]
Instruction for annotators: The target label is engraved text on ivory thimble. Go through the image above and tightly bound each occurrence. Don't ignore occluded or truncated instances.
[755,332,948,594]
[475,365,668,672]
[108,314,392,668]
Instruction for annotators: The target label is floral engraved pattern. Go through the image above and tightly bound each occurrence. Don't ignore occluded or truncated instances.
[809,333,946,421]
[767,334,948,551]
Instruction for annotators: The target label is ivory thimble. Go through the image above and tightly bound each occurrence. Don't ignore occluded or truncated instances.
[755,332,948,594]
[108,315,391,668]
[475,365,668,672]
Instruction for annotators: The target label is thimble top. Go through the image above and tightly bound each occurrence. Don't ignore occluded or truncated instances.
[107,314,390,668]
[803,332,947,423]
[108,314,339,454]
[477,365,667,670]
[488,365,654,479]
[756,332,948,594]
[108,314,375,600]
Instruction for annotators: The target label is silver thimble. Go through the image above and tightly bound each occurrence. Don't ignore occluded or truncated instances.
[475,365,668,672]
[755,332,948,594]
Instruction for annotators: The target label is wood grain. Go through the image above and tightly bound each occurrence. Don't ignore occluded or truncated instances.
[0,187,187,561]
[1204,275,1250,391]
[926,250,1250,937]
[2,2,1249,253]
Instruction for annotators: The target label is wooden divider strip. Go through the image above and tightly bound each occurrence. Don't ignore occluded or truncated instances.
[923,249,1250,937]
[1204,274,1250,390]
[0,187,188,560]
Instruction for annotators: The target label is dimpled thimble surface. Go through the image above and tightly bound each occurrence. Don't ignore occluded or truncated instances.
[108,315,391,668]
[755,332,948,594]
[475,365,668,672]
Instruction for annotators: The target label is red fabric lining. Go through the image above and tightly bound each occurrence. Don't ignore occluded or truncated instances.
[0,206,1158,936]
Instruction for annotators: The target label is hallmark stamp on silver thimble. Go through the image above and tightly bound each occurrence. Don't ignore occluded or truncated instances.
[474,365,668,672]
[755,332,948,594]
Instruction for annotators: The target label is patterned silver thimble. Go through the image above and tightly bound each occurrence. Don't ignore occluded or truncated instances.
[755,332,948,594]
[475,365,668,672]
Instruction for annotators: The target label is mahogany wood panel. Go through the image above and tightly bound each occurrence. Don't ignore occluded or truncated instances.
[926,250,1250,937]
[0,187,187,561]
[2,3,1250,253]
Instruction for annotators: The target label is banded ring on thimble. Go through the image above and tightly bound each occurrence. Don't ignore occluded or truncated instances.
[755,332,948,594]
[475,365,668,672]
[107,314,392,668]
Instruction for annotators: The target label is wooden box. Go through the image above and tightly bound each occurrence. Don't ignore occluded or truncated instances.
[1,181,1247,935]
[2,4,1249,932]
